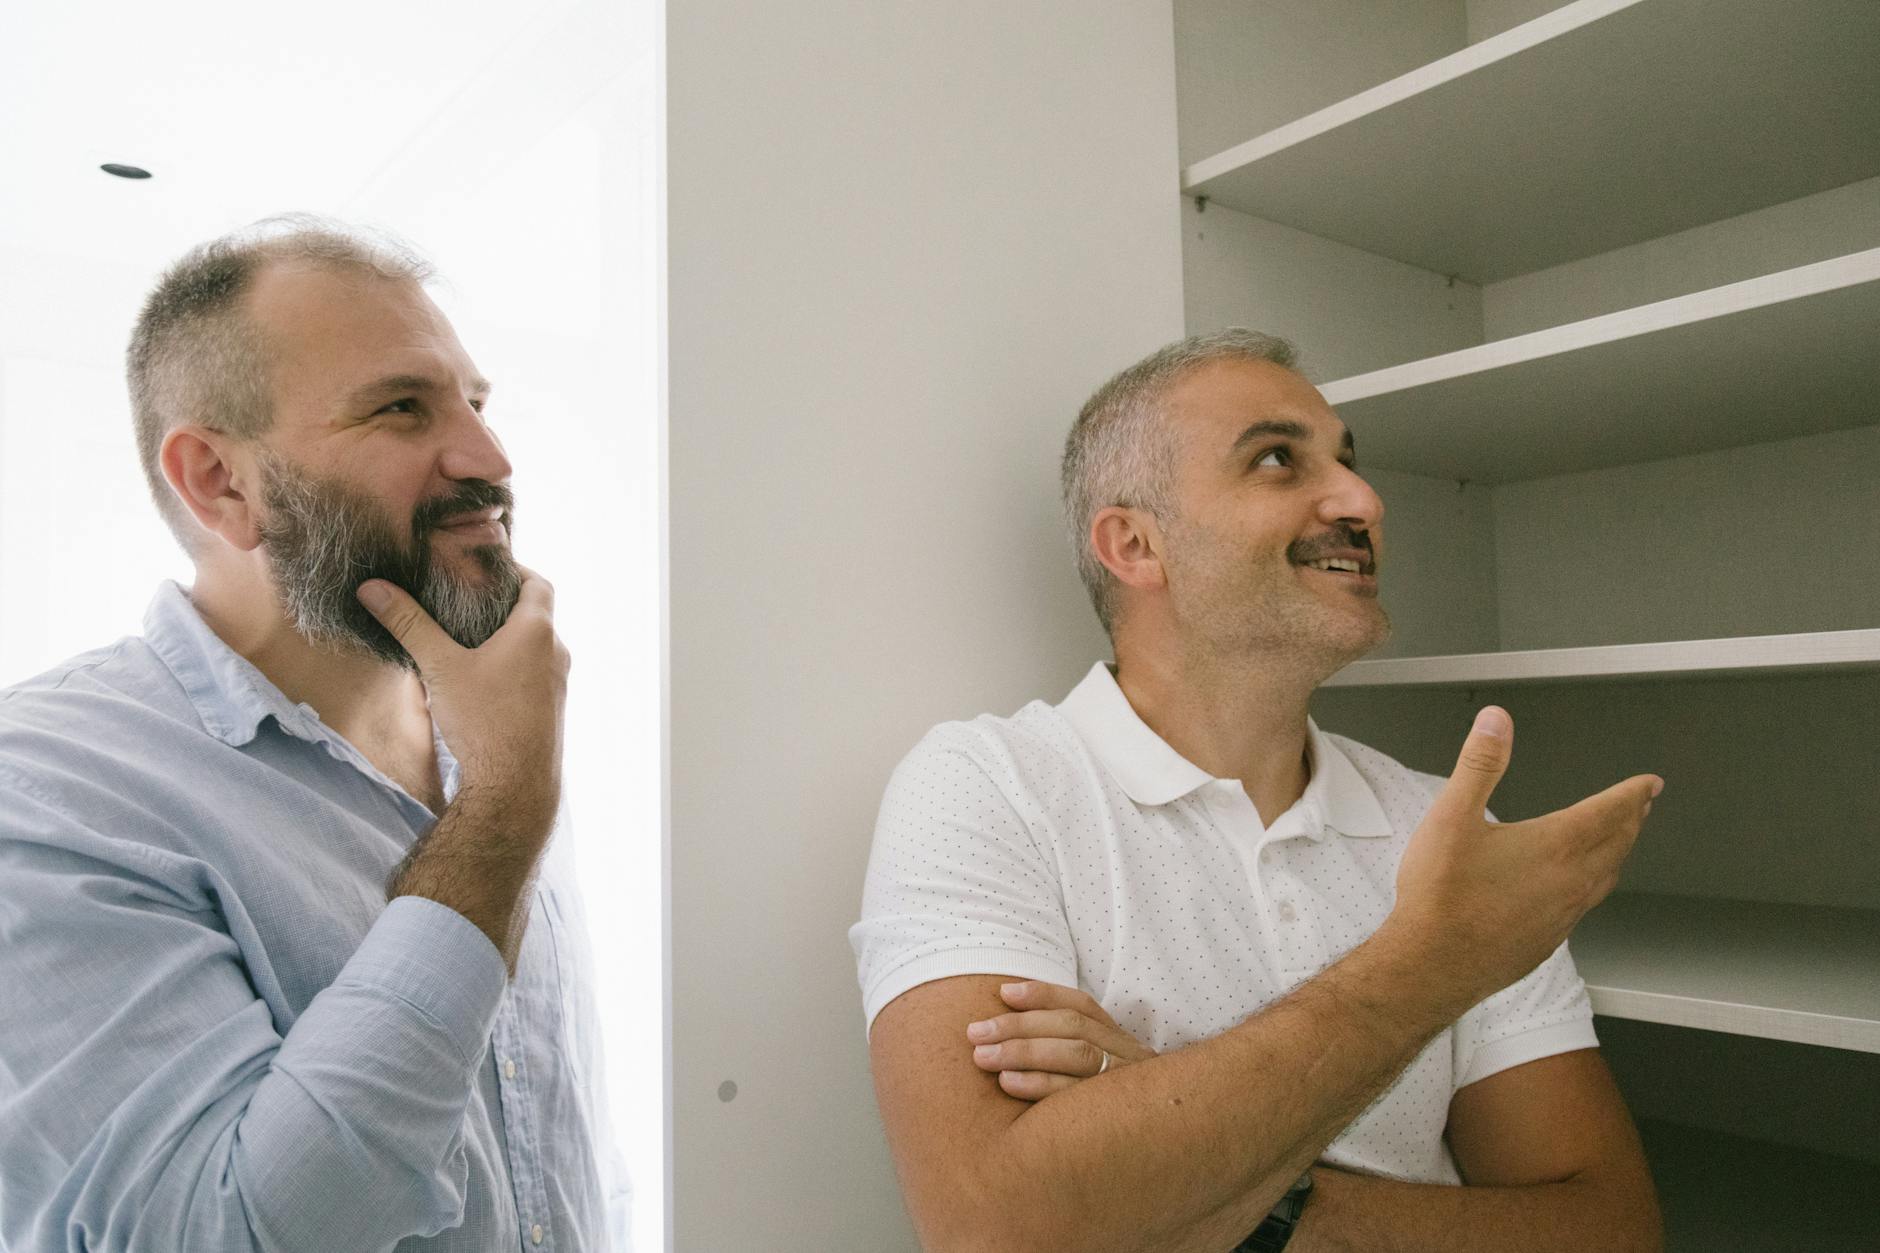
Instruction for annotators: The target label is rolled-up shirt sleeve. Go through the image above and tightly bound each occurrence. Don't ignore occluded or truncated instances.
[1451,937,1600,1089]
[0,776,508,1253]
[849,725,1080,1035]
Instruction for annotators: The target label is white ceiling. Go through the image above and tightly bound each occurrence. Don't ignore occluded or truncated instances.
[0,0,609,268]
[0,0,652,373]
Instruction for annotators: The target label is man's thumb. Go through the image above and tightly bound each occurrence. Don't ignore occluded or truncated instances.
[1436,706,1514,819]
[356,580,449,667]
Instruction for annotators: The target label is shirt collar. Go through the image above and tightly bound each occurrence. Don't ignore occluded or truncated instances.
[143,581,315,747]
[141,581,460,809]
[1056,661,1394,840]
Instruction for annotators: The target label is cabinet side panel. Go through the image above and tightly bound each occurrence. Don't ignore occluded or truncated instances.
[1491,425,1880,649]
[1183,199,1484,381]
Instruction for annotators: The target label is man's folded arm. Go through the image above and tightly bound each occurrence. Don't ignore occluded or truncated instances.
[0,783,507,1253]
[869,938,1463,1253]
[1286,1048,1662,1252]
[859,732,1461,1252]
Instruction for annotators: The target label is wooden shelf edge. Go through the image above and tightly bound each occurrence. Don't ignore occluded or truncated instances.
[1588,986,1880,1054]
[1322,629,1880,688]
[1318,248,1880,407]
[1180,0,1642,192]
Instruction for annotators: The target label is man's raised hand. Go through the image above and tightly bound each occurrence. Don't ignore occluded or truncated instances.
[1389,706,1661,1012]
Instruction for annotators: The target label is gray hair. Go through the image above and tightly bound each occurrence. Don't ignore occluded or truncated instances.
[1060,328,1298,635]
[126,213,436,553]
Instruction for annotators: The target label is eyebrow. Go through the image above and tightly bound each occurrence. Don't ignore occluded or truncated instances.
[1229,419,1357,459]
[345,373,493,408]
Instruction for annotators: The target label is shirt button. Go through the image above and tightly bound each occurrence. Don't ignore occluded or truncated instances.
[531,1223,544,1245]
[503,1058,517,1080]
[1277,901,1296,923]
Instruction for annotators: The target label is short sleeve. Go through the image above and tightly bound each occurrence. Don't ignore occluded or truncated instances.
[1451,938,1600,1089]
[849,727,1078,1034]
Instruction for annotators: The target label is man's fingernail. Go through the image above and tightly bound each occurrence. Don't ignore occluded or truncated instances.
[1651,777,1665,798]
[967,1020,993,1040]
[973,1044,997,1062]
[356,581,389,612]
[1472,707,1509,738]
[1001,982,1027,997]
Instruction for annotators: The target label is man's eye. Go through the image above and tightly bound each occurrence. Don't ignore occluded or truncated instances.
[377,399,419,416]
[1255,448,1289,468]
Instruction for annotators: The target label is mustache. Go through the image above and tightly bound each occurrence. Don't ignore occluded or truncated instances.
[410,480,514,541]
[1287,524,1374,566]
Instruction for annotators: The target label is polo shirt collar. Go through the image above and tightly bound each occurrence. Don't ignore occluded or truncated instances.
[1058,661,1210,805]
[1057,661,1393,840]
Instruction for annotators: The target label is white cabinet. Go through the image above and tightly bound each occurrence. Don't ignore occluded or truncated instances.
[1174,1,1880,1245]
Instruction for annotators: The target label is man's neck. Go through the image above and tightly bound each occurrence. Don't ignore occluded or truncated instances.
[1111,637,1320,828]
[186,567,433,762]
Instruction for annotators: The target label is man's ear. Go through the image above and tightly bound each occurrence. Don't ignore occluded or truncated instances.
[1090,505,1167,596]
[159,425,265,552]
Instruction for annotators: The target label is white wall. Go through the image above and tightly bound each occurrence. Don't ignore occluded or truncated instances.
[665,2,1185,1246]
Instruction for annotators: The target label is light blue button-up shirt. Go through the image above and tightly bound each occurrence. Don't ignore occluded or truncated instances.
[0,582,629,1252]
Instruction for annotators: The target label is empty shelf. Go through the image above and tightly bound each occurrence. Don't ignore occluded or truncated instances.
[1574,893,1880,1053]
[1182,0,1880,283]
[1316,249,1880,482]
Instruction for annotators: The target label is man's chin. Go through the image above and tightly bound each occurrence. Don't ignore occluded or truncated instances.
[1348,610,1393,662]
[1315,605,1392,673]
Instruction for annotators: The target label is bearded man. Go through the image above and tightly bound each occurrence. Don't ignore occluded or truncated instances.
[854,331,1664,1251]
[0,220,627,1251]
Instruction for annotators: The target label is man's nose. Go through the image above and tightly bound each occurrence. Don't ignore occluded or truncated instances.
[1319,462,1384,530]
[438,401,513,484]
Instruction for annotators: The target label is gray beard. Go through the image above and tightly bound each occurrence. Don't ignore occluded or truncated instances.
[256,453,521,672]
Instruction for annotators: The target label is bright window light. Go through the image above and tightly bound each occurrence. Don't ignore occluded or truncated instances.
[0,2,664,1248]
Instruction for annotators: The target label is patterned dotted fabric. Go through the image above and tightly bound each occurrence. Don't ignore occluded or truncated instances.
[851,662,1597,1184]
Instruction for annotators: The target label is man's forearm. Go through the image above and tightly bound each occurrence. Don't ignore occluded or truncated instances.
[388,779,555,972]
[955,926,1475,1253]
[1292,1164,1664,1253]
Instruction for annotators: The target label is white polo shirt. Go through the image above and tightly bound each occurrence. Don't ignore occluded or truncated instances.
[851,661,1598,1184]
